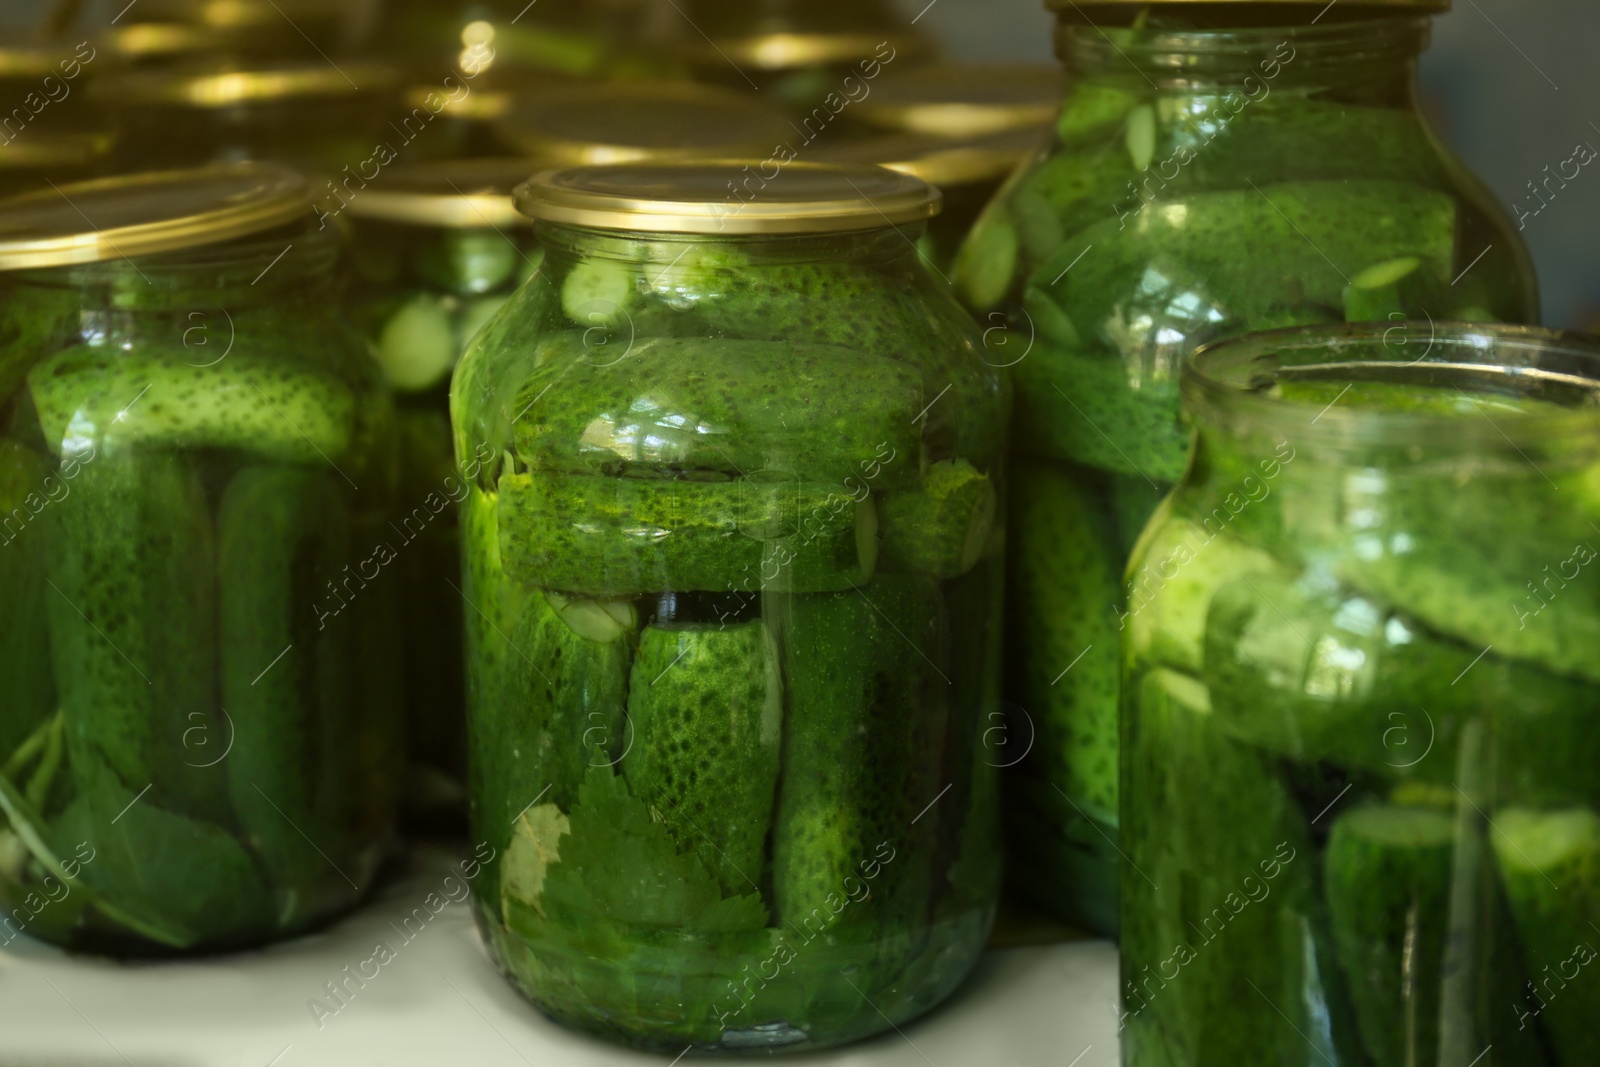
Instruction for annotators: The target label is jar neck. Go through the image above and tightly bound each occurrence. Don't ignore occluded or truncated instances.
[1055,9,1429,95]
[535,222,924,268]
[14,223,340,311]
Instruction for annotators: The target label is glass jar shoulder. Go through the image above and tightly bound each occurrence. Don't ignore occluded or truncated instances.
[454,235,1011,484]
[959,83,1537,334]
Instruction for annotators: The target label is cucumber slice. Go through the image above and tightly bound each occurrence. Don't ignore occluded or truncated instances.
[623,621,781,896]
[952,204,1018,313]
[1125,104,1157,172]
[375,293,459,393]
[879,460,996,578]
[28,348,356,466]
[561,257,635,325]
[1323,804,1455,1065]
[1492,807,1600,1067]
[47,451,227,821]
[411,229,520,296]
[218,465,353,926]
[512,336,924,487]
[497,469,870,596]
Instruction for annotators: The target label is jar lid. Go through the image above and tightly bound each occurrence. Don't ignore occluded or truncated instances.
[0,161,310,270]
[346,159,536,228]
[810,128,1041,188]
[92,59,399,108]
[0,47,63,79]
[0,132,114,171]
[683,32,926,72]
[849,63,1061,138]
[496,82,792,165]
[99,22,220,62]
[516,161,941,235]
[1047,0,1449,9]
[402,69,578,122]
[130,0,353,30]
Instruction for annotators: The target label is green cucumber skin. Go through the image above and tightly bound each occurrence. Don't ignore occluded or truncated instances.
[769,578,947,933]
[0,441,57,762]
[28,348,357,466]
[1007,462,1123,831]
[46,451,227,822]
[1204,573,1600,809]
[1121,669,1362,1067]
[218,465,354,923]
[512,336,924,487]
[492,591,631,823]
[877,460,995,580]
[1013,180,1456,474]
[623,621,781,898]
[497,470,865,597]
[1492,808,1600,1067]
[1323,805,1455,1065]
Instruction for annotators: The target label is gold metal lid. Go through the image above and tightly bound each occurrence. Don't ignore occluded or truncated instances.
[850,63,1061,138]
[0,132,114,171]
[0,48,62,79]
[496,82,792,165]
[131,0,351,30]
[693,32,925,71]
[516,161,941,235]
[1046,0,1449,8]
[810,128,1042,188]
[92,60,399,108]
[346,159,538,229]
[403,69,579,122]
[0,161,311,270]
[99,22,219,62]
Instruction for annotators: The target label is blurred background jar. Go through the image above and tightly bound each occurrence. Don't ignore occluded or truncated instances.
[492,80,793,166]
[89,59,401,177]
[665,0,935,112]
[110,0,377,57]
[453,162,1007,1052]
[1122,323,1600,1067]
[0,130,111,197]
[343,158,539,830]
[952,0,1538,938]
[0,162,400,956]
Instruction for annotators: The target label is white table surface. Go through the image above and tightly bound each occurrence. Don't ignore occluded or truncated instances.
[0,846,1119,1067]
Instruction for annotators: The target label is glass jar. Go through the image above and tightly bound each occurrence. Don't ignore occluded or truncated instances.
[0,132,112,199]
[0,164,399,955]
[953,1,1539,936]
[846,62,1061,139]
[493,81,793,166]
[377,0,666,81]
[90,60,401,177]
[813,128,1043,272]
[453,162,1008,1052]
[670,2,933,113]
[1122,323,1600,1067]
[344,159,541,825]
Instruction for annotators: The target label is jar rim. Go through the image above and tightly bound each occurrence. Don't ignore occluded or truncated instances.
[1183,323,1600,453]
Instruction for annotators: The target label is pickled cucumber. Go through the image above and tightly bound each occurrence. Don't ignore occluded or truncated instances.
[218,465,352,924]
[28,348,356,465]
[1323,805,1455,1066]
[497,469,871,596]
[878,460,996,578]
[1492,807,1600,1067]
[46,452,225,821]
[622,621,781,896]
[770,579,946,931]
[512,337,923,486]
[0,441,56,762]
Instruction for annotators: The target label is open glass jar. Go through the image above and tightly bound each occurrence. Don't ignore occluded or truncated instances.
[1122,323,1600,1067]
[344,159,541,823]
[0,164,399,955]
[953,0,1539,935]
[453,162,1008,1052]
